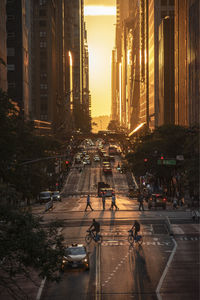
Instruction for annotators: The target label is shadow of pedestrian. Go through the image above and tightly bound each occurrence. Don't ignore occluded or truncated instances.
[128,247,152,299]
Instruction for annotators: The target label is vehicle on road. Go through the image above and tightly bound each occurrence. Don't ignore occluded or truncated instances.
[83,158,91,165]
[93,155,100,162]
[85,230,102,244]
[51,191,61,201]
[61,244,90,271]
[148,193,167,209]
[97,181,110,196]
[103,165,112,174]
[39,191,52,204]
[128,230,143,245]
[99,187,114,197]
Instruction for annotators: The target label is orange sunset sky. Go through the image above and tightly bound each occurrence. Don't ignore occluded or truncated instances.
[84,0,116,117]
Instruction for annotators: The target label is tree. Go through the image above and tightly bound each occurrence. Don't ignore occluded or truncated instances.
[0,205,65,300]
[126,124,199,199]
[107,120,120,132]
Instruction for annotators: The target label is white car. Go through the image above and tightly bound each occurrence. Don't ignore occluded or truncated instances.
[94,155,100,162]
[61,244,90,270]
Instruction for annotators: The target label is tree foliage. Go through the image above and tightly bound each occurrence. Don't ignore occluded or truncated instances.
[0,88,64,201]
[0,205,65,300]
[126,124,199,194]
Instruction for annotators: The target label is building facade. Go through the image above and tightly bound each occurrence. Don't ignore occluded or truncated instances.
[174,0,199,127]
[6,0,32,118]
[158,17,174,125]
[0,0,7,92]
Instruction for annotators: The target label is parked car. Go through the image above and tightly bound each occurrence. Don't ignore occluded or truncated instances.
[52,191,62,201]
[39,191,52,204]
[61,244,90,271]
[148,193,167,209]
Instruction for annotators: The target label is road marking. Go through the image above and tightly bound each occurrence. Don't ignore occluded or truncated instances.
[95,243,101,300]
[156,238,177,300]
[36,228,62,300]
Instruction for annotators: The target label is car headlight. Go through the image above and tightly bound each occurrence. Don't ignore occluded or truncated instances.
[62,259,66,264]
[57,195,60,198]
[83,258,88,263]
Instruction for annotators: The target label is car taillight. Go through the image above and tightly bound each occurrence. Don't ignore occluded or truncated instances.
[163,198,166,202]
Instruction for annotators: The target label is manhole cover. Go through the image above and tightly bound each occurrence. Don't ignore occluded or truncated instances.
[152,224,168,234]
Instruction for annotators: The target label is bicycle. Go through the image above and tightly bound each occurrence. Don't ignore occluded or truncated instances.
[85,229,103,244]
[128,229,143,245]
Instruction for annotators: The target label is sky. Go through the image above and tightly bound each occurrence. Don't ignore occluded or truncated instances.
[84,0,116,117]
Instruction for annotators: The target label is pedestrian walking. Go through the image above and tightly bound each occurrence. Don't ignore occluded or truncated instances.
[110,194,119,210]
[85,194,94,211]
[102,194,106,210]
[172,196,178,209]
[138,192,144,211]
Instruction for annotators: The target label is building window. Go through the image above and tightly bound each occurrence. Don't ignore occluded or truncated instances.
[7,64,15,71]
[40,0,46,5]
[40,84,48,90]
[161,0,167,5]
[8,82,16,88]
[7,48,15,56]
[41,114,48,121]
[39,9,46,17]
[40,62,47,69]
[169,0,174,5]
[40,94,47,99]
[40,31,46,37]
[39,20,46,27]
[40,73,47,79]
[7,32,15,38]
[40,41,47,48]
[7,15,15,21]
[7,0,14,5]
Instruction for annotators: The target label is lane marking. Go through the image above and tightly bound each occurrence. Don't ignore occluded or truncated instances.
[156,238,177,300]
[36,228,62,300]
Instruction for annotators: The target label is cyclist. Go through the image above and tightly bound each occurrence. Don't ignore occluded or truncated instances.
[131,220,140,238]
[89,218,100,239]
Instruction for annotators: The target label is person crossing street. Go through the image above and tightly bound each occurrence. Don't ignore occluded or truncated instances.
[85,194,94,211]
[138,191,144,211]
[110,194,119,210]
[102,194,106,210]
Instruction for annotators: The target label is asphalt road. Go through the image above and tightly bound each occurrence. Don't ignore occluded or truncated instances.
[30,144,199,300]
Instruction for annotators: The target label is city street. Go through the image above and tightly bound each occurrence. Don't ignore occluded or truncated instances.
[30,147,199,300]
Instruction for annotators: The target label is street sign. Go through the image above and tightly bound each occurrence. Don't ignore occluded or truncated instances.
[157,159,176,165]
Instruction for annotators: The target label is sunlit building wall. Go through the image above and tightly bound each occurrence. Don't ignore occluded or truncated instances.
[148,0,174,130]
[6,0,32,119]
[111,49,118,121]
[0,0,7,91]
[64,0,86,131]
[174,0,199,127]
[139,0,148,128]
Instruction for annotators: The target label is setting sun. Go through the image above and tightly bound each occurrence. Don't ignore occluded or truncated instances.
[84,1,116,117]
[84,5,116,16]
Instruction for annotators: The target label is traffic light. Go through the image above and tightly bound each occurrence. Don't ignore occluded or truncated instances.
[160,155,164,160]
[65,160,69,165]
[144,158,148,162]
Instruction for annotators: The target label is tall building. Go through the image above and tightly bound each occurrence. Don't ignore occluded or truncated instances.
[174,0,199,127]
[158,16,174,125]
[64,0,90,132]
[0,0,7,92]
[6,0,32,118]
[32,0,58,125]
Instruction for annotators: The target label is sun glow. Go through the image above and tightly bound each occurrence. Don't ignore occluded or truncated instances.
[84,5,116,16]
